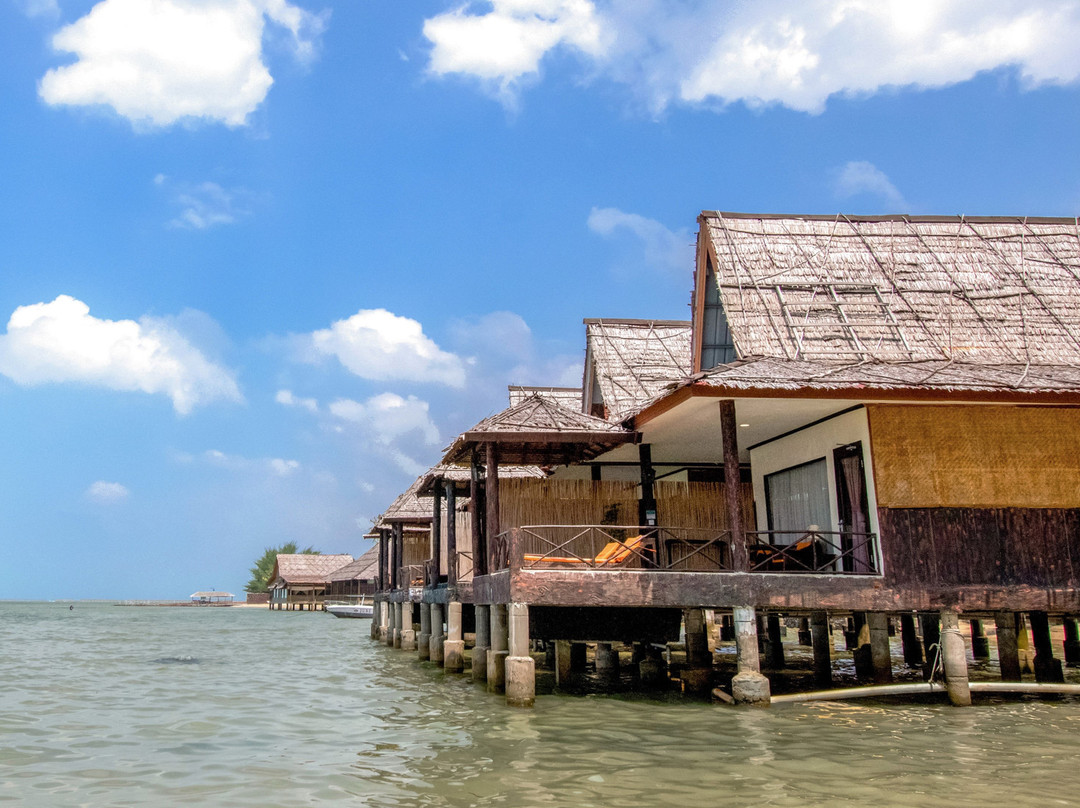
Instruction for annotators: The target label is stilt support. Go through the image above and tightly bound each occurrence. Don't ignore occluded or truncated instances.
[417,602,431,661]
[810,611,832,688]
[487,603,508,692]
[444,601,465,673]
[995,611,1021,682]
[731,606,770,705]
[505,602,535,708]
[941,611,971,706]
[472,604,490,682]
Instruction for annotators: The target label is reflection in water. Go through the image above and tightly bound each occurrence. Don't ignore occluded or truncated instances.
[2,602,1080,807]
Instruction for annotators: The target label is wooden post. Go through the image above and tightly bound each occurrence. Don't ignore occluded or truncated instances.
[941,611,971,706]
[853,612,874,682]
[432,481,442,584]
[731,606,770,705]
[473,604,490,683]
[798,617,812,647]
[471,453,485,577]
[1016,613,1036,674]
[900,613,924,667]
[766,613,785,670]
[868,612,892,683]
[810,611,832,688]
[595,643,620,673]
[719,400,747,572]
[418,602,431,661]
[505,603,535,707]
[969,618,990,660]
[994,611,1021,681]
[555,640,573,686]
[488,603,508,692]
[378,530,388,592]
[485,442,501,574]
[1063,617,1080,667]
[638,443,657,527]
[685,609,711,668]
[391,523,402,591]
[1029,611,1065,683]
[445,482,457,586]
[920,612,941,681]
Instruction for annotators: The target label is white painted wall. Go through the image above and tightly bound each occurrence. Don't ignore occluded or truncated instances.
[749,407,880,539]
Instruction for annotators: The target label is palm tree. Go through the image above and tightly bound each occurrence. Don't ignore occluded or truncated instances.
[246,542,319,593]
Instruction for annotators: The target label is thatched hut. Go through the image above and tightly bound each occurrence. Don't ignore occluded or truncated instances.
[268,554,353,611]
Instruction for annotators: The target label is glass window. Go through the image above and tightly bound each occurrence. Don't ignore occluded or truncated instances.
[765,459,831,538]
[701,260,735,368]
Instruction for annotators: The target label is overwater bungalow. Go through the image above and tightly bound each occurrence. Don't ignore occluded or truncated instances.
[374,212,1080,707]
[268,553,353,611]
[325,546,379,603]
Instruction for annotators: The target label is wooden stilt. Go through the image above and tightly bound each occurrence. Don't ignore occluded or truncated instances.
[1063,617,1080,668]
[798,617,812,647]
[920,612,941,681]
[994,611,1022,682]
[853,612,874,682]
[868,612,892,684]
[969,619,990,660]
[555,640,573,685]
[900,614,924,667]
[810,610,832,688]
[595,642,620,673]
[1029,611,1065,683]
[1016,613,1036,675]
[766,613,785,669]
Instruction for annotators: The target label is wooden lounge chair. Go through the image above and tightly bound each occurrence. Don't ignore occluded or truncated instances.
[524,535,652,567]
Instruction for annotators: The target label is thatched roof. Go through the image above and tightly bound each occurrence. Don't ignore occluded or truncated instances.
[443,394,638,465]
[271,554,353,585]
[379,475,433,524]
[508,385,582,409]
[701,212,1080,369]
[417,462,547,495]
[584,318,692,419]
[327,547,379,582]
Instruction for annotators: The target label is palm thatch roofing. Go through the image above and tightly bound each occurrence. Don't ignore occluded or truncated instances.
[379,475,434,524]
[417,462,547,495]
[270,554,353,585]
[327,547,379,582]
[508,385,582,409]
[443,394,638,466]
[701,213,1080,373]
[584,318,692,419]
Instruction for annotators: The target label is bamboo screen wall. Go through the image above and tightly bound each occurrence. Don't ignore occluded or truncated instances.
[868,404,1080,508]
[654,481,756,531]
[435,508,474,570]
[497,478,755,530]
[402,533,429,567]
[499,479,639,528]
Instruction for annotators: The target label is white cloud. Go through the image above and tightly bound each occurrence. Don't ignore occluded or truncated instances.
[424,1,1080,113]
[86,480,130,502]
[0,295,242,415]
[329,393,440,446]
[17,0,59,18]
[39,0,327,128]
[269,458,300,476]
[587,207,692,274]
[204,449,300,476]
[309,308,466,388]
[159,178,252,230]
[834,161,908,209]
[276,388,318,413]
[423,0,608,99]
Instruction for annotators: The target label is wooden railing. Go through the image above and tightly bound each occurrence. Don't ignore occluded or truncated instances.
[746,530,878,574]
[398,564,425,588]
[456,551,475,583]
[488,526,879,575]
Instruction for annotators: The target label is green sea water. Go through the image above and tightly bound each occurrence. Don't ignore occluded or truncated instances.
[3,601,1080,807]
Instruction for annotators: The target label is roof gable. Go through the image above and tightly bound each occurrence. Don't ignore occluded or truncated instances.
[272,554,353,584]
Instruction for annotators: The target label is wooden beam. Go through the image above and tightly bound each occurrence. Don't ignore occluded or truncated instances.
[431,482,442,583]
[471,452,485,578]
[446,481,457,586]
[719,399,748,572]
[486,441,501,575]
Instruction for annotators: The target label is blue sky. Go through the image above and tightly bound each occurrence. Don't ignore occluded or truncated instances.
[2,0,1079,599]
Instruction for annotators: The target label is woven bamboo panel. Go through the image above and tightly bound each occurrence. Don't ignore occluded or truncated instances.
[499,479,639,529]
[654,481,756,530]
[868,404,1080,508]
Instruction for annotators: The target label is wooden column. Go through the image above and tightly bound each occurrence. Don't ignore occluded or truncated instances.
[868,612,892,684]
[446,482,457,585]
[471,453,486,577]
[765,613,785,669]
[392,523,403,590]
[900,613,924,667]
[431,481,442,584]
[810,610,832,688]
[1029,611,1065,683]
[638,443,657,527]
[920,612,941,681]
[994,611,1021,681]
[853,612,874,682]
[378,529,388,592]
[969,618,990,660]
[719,400,747,572]
[1063,617,1080,667]
[485,442,501,574]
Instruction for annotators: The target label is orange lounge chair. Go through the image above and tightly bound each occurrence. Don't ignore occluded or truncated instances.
[524,534,650,567]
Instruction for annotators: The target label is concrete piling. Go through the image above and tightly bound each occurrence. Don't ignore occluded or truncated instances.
[444,601,465,673]
[505,602,535,708]
[731,606,770,705]
[941,611,972,706]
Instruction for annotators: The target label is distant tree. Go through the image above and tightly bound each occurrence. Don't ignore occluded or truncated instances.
[245,542,320,593]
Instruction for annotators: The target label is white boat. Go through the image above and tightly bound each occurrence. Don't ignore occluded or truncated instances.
[325,597,373,619]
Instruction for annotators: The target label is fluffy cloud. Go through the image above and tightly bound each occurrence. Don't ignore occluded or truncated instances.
[39,0,327,127]
[204,449,301,476]
[275,388,318,413]
[86,480,130,502]
[0,295,242,415]
[834,161,908,209]
[424,0,607,96]
[587,207,692,274]
[309,308,466,388]
[423,1,1080,113]
[329,393,440,446]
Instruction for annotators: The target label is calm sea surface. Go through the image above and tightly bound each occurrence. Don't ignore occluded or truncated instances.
[3,601,1080,807]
